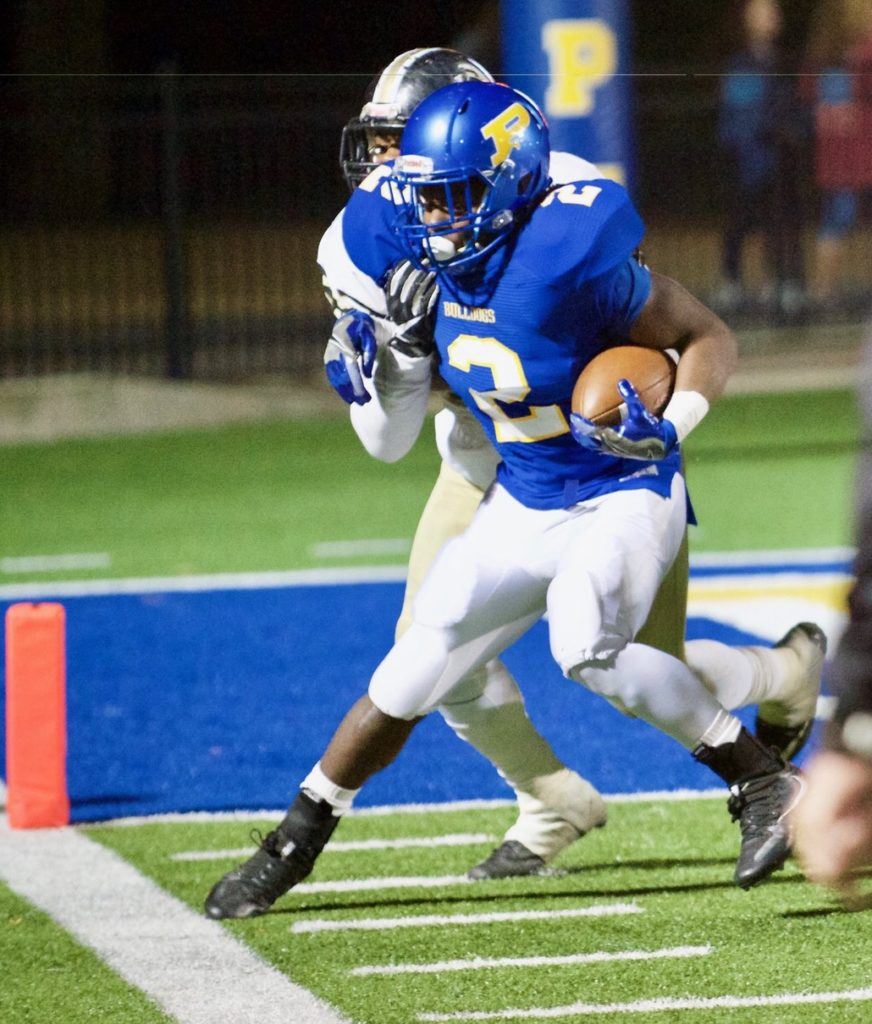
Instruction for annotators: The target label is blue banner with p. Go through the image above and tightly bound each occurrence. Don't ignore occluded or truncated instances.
[500,0,635,191]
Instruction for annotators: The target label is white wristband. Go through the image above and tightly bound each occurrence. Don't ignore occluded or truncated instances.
[663,390,709,443]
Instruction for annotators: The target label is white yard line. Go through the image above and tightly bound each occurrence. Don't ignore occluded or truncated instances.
[311,539,411,559]
[292,903,642,935]
[0,547,852,600]
[0,564,408,600]
[417,988,872,1021]
[350,944,712,976]
[171,833,497,861]
[0,817,350,1024]
[1,552,111,574]
[688,547,853,567]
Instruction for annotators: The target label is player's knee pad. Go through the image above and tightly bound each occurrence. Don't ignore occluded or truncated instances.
[368,624,453,720]
[547,569,630,677]
[441,658,523,713]
[568,659,639,719]
[438,659,524,736]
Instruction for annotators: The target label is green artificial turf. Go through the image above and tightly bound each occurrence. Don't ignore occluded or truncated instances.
[0,388,861,584]
[0,882,172,1024]
[83,798,872,1024]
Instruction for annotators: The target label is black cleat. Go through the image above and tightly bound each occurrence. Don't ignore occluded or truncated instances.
[754,719,814,765]
[204,791,339,919]
[467,840,549,880]
[729,764,805,889]
[755,622,827,761]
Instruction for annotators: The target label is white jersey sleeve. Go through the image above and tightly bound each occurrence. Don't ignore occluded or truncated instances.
[348,346,433,463]
[318,208,433,462]
[548,151,601,184]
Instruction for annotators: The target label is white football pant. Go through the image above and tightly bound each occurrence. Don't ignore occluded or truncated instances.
[369,474,731,749]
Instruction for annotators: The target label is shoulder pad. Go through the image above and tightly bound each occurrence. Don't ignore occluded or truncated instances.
[340,166,408,286]
[524,179,645,285]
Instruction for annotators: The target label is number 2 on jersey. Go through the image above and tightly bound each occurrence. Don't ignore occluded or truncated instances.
[446,334,568,443]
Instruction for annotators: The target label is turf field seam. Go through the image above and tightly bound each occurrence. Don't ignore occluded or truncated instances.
[291,903,643,934]
[415,987,872,1020]
[348,945,713,976]
[0,816,351,1024]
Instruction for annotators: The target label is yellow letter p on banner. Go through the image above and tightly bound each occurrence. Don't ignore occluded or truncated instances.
[542,19,617,118]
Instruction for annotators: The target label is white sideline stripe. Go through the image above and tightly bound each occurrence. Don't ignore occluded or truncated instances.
[817,695,837,720]
[312,538,411,559]
[171,833,497,861]
[295,873,471,895]
[689,547,853,567]
[0,546,851,599]
[350,944,712,976]
[0,564,408,599]
[416,987,872,1021]
[689,570,850,592]
[87,790,726,828]
[292,903,642,935]
[0,818,349,1024]
[1,551,111,574]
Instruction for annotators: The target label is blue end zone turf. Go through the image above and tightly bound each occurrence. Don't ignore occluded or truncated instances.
[0,585,821,822]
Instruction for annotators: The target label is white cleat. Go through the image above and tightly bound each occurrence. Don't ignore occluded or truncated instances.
[755,622,827,760]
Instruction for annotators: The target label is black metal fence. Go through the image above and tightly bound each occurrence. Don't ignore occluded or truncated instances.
[1,72,869,380]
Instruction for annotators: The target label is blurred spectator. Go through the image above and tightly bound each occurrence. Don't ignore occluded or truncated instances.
[794,333,872,906]
[805,0,872,306]
[716,0,806,317]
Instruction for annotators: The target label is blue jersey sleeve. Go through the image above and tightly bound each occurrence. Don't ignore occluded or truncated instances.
[583,256,652,341]
[340,172,407,286]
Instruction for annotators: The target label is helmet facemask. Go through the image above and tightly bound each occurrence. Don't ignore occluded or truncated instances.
[339,48,495,192]
[339,111,404,191]
[392,157,544,274]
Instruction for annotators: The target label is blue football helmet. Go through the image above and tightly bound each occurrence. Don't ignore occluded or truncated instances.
[389,81,550,273]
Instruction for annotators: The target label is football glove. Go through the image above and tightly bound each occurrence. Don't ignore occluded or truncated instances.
[384,259,439,358]
[323,309,377,406]
[570,379,678,461]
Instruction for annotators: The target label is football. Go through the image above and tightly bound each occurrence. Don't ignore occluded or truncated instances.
[571,345,676,427]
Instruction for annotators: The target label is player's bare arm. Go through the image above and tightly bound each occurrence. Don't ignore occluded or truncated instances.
[628,271,738,403]
[572,272,737,462]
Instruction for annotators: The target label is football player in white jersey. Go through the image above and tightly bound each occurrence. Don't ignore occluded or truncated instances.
[318,49,826,881]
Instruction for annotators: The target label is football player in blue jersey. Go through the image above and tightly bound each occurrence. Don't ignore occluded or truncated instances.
[317,48,825,883]
[326,47,612,881]
[204,81,822,920]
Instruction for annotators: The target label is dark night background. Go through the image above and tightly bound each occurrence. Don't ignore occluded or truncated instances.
[1,0,860,382]
[2,1,823,76]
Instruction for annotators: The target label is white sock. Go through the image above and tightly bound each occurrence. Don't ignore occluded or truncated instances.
[696,708,743,747]
[685,639,792,710]
[300,762,359,815]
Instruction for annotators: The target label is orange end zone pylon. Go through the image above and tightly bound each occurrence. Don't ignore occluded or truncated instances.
[5,602,70,828]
